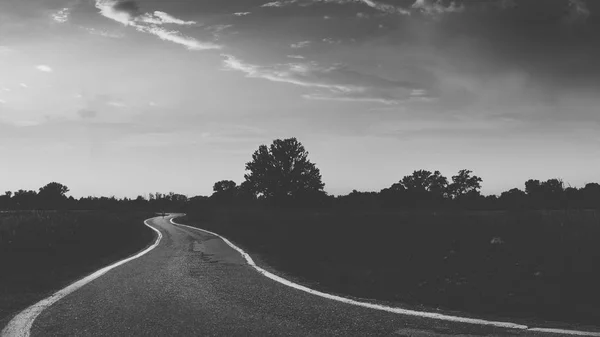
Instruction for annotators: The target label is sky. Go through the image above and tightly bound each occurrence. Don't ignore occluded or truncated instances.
[0,0,599,198]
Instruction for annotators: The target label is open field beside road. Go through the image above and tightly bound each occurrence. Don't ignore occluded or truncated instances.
[0,211,155,326]
[179,208,600,329]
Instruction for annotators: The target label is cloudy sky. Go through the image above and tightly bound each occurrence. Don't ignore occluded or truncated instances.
[0,0,599,197]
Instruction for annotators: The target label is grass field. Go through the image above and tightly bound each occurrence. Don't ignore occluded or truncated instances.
[0,211,155,325]
[179,208,600,328]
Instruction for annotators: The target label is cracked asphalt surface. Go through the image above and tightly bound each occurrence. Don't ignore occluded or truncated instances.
[29,216,565,336]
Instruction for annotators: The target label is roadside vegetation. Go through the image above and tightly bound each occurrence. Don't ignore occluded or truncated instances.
[179,137,600,328]
[0,182,164,325]
[2,136,599,328]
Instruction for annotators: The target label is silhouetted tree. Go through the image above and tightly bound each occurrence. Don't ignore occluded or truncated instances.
[379,182,407,208]
[581,183,600,209]
[244,138,325,206]
[211,180,238,203]
[400,170,448,207]
[12,190,38,209]
[39,182,69,198]
[499,188,527,209]
[524,178,565,209]
[212,180,237,194]
[448,169,483,199]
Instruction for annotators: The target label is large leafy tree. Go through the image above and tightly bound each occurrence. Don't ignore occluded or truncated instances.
[447,169,483,199]
[38,182,70,209]
[38,182,69,198]
[211,180,238,202]
[244,138,324,201]
[212,180,237,195]
[401,170,448,196]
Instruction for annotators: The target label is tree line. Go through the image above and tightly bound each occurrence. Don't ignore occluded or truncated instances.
[0,182,189,212]
[209,138,600,211]
[1,137,598,211]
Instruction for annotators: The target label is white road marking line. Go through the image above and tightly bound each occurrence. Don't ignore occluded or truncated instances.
[170,217,600,336]
[528,328,600,336]
[1,218,163,337]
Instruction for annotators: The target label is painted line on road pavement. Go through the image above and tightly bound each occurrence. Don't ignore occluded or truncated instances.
[1,217,163,337]
[171,217,600,336]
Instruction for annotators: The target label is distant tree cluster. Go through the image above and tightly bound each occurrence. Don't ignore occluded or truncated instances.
[2,138,599,212]
[0,183,188,212]
[206,138,600,211]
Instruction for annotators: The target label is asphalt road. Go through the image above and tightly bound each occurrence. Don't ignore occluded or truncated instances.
[19,216,590,336]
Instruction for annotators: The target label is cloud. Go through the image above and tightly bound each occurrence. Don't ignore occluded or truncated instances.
[112,0,140,17]
[287,55,305,59]
[19,83,28,88]
[260,0,412,15]
[222,54,362,92]
[322,37,341,44]
[78,109,98,119]
[233,12,251,16]
[565,0,590,23]
[84,27,125,38]
[139,25,220,50]
[291,40,311,48]
[302,93,399,104]
[153,11,197,25]
[411,0,465,15]
[51,8,70,23]
[221,54,424,104]
[94,0,220,50]
[359,0,411,15]
[261,1,297,7]
[205,24,233,39]
[107,101,126,108]
[36,65,53,72]
[0,99,6,104]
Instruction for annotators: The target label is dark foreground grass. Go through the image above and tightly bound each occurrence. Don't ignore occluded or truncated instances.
[180,208,600,328]
[0,211,155,325]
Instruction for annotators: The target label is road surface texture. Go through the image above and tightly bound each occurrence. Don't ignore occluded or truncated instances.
[15,216,598,336]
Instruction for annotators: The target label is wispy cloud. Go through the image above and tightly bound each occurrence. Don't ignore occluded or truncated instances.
[233,12,251,16]
[411,0,464,15]
[205,24,233,39]
[322,37,341,44]
[149,11,197,25]
[19,83,28,88]
[83,27,125,38]
[261,1,297,7]
[94,0,221,50]
[291,40,311,48]
[359,0,411,15]
[302,93,399,104]
[287,55,305,59]
[222,54,362,92]
[261,0,411,15]
[51,8,70,23]
[36,65,53,72]
[221,54,424,104]
[0,99,6,104]
[565,0,590,24]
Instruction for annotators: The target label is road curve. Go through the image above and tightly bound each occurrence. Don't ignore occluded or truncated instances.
[4,215,599,336]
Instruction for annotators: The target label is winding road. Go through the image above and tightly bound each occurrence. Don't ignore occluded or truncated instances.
[3,215,600,336]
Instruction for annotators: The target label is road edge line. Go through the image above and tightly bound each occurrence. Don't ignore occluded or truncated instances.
[1,217,163,337]
[171,217,600,336]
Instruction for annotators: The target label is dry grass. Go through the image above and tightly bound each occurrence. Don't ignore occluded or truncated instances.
[0,211,155,324]
[181,208,600,327]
